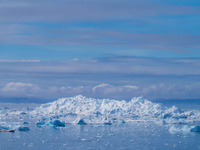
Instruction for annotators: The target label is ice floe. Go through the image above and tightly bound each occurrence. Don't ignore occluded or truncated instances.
[169,125,200,133]
[18,126,30,131]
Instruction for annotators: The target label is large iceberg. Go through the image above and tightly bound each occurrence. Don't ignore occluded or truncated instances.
[30,95,200,125]
[1,95,200,132]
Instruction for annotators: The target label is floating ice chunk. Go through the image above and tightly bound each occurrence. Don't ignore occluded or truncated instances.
[169,126,189,133]
[104,121,112,125]
[52,120,65,127]
[0,125,10,130]
[18,126,30,131]
[121,120,126,124]
[20,112,27,115]
[36,121,46,127]
[190,126,200,132]
[181,125,191,132]
[169,125,200,134]
[103,117,112,125]
[0,122,20,131]
[76,118,87,125]
[23,122,29,125]
[168,126,177,133]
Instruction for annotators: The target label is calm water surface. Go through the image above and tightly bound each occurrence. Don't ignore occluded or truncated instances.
[0,100,200,150]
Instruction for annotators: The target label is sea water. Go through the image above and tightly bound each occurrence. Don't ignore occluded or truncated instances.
[0,96,200,150]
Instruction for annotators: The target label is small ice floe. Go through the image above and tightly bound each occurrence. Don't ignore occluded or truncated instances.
[0,122,20,132]
[169,126,191,133]
[121,120,126,124]
[0,125,9,130]
[80,138,87,141]
[36,121,46,127]
[169,125,200,134]
[20,112,27,115]
[52,120,65,127]
[0,125,15,132]
[190,126,200,132]
[76,118,87,125]
[18,126,30,131]
[103,117,112,125]
[37,119,65,128]
[23,122,29,125]
[104,121,112,125]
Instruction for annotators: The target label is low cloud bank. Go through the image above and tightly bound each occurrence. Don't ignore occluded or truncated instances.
[0,57,200,101]
[0,82,199,101]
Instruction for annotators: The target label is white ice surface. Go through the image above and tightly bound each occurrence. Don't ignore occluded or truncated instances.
[29,95,200,125]
[1,95,200,130]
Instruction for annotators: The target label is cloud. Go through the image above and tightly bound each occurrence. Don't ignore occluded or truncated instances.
[0,82,140,99]
[92,84,140,96]
[0,81,200,101]
[0,0,199,23]
[0,59,40,63]
[0,57,200,76]
[1,82,40,97]
[123,85,139,90]
[0,57,200,100]
[92,83,111,92]
[91,83,200,99]
[92,84,139,93]
[141,83,200,99]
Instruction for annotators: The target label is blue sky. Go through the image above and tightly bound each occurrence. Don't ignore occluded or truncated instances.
[0,0,200,102]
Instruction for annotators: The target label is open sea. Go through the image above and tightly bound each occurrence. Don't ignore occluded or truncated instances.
[0,98,200,150]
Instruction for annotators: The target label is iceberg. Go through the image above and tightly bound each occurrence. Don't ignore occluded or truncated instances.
[169,125,190,133]
[104,121,112,125]
[169,125,200,133]
[0,122,21,132]
[36,121,46,127]
[190,126,200,132]
[1,95,200,132]
[30,95,200,125]
[31,95,164,123]
[76,118,87,125]
[23,122,29,125]
[52,120,65,127]
[18,126,30,131]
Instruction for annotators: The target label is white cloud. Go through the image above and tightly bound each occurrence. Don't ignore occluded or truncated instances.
[92,83,111,92]
[1,82,40,97]
[0,81,200,101]
[123,85,139,90]
[92,83,140,96]
[2,82,34,91]
[60,86,85,94]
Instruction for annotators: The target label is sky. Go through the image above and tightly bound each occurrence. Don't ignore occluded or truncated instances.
[0,0,200,102]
